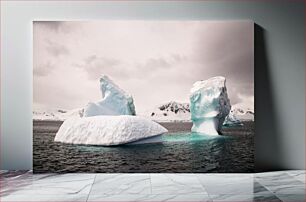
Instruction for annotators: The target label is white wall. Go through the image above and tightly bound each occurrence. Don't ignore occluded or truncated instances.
[1,0,304,170]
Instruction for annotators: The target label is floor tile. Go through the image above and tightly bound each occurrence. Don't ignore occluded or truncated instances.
[2,173,95,196]
[197,174,254,195]
[255,171,294,180]
[1,173,51,196]
[88,194,211,202]
[275,194,305,202]
[211,193,282,202]
[256,173,305,195]
[0,194,88,202]
[90,174,151,195]
[253,194,282,202]
[210,194,254,201]
[268,183,305,195]
[286,170,305,183]
[1,170,306,202]
[150,174,207,195]
[253,181,274,195]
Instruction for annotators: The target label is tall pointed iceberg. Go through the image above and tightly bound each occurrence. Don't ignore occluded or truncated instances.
[190,76,231,135]
[84,75,136,117]
[55,75,168,146]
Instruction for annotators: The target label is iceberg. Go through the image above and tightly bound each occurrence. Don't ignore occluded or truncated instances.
[223,111,243,127]
[54,115,168,146]
[84,75,136,117]
[189,76,231,135]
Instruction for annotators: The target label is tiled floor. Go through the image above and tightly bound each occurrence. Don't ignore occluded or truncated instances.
[0,170,305,202]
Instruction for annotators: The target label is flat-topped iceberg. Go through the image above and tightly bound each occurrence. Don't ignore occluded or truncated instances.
[54,115,168,146]
[84,75,136,117]
[190,76,231,135]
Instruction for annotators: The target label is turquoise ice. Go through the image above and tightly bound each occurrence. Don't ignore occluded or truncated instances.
[190,76,231,135]
[84,75,136,117]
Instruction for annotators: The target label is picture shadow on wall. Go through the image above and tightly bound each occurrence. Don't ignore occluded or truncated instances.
[255,24,283,172]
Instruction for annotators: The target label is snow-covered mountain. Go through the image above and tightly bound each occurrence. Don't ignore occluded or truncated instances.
[139,101,191,122]
[230,103,254,121]
[140,101,254,122]
[33,101,254,122]
[33,108,84,121]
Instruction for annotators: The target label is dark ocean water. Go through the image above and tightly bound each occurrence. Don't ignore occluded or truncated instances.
[33,121,254,173]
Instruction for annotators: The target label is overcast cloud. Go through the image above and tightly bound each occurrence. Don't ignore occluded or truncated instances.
[33,21,254,113]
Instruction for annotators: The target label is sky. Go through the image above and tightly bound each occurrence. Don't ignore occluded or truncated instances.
[33,21,254,113]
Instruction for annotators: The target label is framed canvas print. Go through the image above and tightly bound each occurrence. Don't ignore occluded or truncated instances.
[33,20,254,173]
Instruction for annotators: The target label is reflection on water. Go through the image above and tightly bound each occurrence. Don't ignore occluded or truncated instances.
[163,132,228,142]
[33,121,254,173]
[76,132,228,152]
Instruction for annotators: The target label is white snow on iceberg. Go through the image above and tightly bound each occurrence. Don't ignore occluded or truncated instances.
[84,75,136,117]
[190,76,231,135]
[54,115,168,146]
